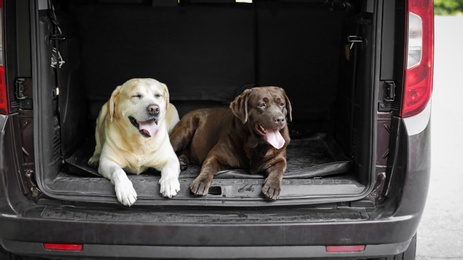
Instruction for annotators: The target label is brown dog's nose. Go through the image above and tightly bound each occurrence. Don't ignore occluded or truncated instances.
[148,104,160,116]
[274,116,285,124]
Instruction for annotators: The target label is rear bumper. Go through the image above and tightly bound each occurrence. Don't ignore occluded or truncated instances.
[0,204,417,259]
[2,239,413,259]
[0,114,430,259]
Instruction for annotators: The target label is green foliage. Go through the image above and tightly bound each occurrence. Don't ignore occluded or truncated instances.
[435,0,463,15]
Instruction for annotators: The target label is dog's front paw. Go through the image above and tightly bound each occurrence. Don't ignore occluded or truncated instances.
[189,176,212,196]
[88,155,100,166]
[178,154,189,171]
[262,178,281,200]
[159,177,180,198]
[114,179,137,206]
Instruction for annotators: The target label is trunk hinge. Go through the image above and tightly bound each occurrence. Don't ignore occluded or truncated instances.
[17,102,41,200]
[25,169,42,199]
[367,172,386,205]
[379,81,396,112]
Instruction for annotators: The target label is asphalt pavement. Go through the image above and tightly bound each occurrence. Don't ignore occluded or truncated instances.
[416,15,463,260]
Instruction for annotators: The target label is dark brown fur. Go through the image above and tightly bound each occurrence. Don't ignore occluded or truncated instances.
[170,86,292,200]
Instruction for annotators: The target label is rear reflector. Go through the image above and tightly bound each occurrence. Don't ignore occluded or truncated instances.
[326,245,366,253]
[43,243,83,251]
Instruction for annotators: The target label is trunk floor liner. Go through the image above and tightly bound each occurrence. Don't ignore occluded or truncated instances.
[66,133,351,179]
[46,133,360,205]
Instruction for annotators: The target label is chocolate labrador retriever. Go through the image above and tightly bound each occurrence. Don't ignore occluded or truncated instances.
[170,86,292,200]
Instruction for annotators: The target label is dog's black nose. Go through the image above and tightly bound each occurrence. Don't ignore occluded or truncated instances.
[148,104,160,115]
[274,116,285,124]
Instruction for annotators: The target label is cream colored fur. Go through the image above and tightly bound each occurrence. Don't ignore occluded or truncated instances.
[88,78,180,206]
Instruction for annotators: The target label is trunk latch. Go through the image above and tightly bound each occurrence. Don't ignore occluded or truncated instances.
[384,81,396,102]
[15,78,33,109]
[379,81,396,112]
[15,78,31,100]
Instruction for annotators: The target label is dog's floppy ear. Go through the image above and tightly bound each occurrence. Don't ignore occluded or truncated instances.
[160,82,170,111]
[230,88,252,124]
[108,85,121,122]
[282,89,293,122]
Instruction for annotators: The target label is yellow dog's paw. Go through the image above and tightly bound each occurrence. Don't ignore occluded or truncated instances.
[87,155,100,166]
[114,179,138,206]
[159,177,180,198]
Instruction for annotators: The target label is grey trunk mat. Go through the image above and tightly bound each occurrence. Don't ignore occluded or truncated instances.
[65,133,351,179]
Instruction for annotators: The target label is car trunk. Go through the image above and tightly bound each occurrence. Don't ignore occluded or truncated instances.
[32,0,379,206]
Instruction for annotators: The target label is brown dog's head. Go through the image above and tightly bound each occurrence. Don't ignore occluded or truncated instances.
[230,86,292,149]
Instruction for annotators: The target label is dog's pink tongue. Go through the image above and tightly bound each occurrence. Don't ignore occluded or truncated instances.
[138,120,158,137]
[264,130,285,149]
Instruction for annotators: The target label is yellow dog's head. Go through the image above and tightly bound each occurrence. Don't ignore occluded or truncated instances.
[108,78,170,138]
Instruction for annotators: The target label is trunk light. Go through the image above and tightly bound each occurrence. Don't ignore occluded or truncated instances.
[43,243,83,251]
[401,0,434,118]
[326,245,366,253]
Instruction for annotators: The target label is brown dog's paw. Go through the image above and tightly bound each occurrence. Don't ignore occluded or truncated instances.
[178,154,189,171]
[189,176,212,196]
[262,178,281,200]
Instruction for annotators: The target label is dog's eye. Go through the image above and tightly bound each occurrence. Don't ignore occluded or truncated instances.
[131,94,143,99]
[280,102,285,107]
[154,94,162,98]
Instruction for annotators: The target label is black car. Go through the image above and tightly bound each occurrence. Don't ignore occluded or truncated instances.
[0,0,433,259]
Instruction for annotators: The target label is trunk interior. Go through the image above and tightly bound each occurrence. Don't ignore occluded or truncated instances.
[33,0,376,206]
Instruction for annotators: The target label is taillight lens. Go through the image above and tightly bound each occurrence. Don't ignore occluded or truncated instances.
[326,245,366,253]
[0,66,6,114]
[43,243,83,251]
[0,0,8,115]
[401,0,434,118]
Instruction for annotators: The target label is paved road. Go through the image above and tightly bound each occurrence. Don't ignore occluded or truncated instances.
[416,15,463,260]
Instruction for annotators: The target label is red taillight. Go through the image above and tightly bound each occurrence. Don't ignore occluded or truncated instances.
[0,0,8,115]
[401,0,434,118]
[326,245,366,253]
[0,66,8,114]
[43,243,83,251]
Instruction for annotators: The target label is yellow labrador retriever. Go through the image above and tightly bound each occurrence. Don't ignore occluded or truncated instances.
[88,78,180,206]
